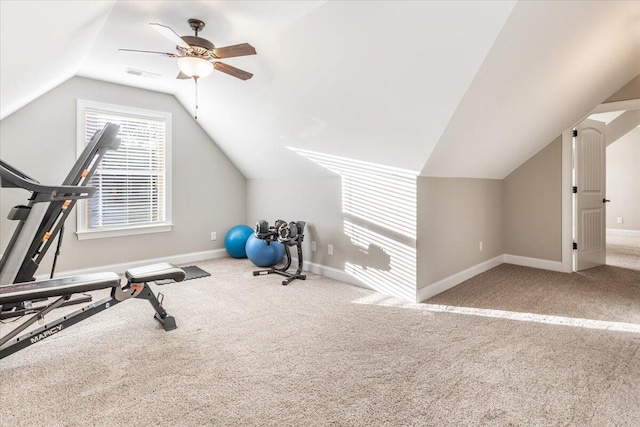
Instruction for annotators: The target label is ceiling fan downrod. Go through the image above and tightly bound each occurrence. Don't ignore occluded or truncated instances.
[188,18,205,37]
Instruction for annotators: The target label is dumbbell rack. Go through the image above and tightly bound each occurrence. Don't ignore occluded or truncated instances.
[252,220,307,286]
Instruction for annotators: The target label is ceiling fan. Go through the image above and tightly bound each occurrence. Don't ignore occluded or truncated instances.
[119,19,257,118]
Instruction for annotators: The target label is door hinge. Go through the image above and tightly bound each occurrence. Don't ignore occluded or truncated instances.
[573,242,578,250]
[572,129,578,137]
[572,186,577,193]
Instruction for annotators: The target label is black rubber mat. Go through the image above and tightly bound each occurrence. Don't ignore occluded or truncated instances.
[155,265,210,285]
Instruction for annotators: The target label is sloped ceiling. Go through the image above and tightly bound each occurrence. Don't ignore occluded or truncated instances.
[2,1,639,180]
[0,1,116,119]
[423,0,640,178]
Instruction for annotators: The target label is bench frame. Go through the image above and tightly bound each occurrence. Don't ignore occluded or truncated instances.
[0,264,183,359]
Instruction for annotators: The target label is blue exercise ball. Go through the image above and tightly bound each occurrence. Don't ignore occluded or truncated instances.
[225,225,254,258]
[245,234,285,267]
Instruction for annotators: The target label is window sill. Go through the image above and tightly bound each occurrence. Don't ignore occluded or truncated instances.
[76,224,173,241]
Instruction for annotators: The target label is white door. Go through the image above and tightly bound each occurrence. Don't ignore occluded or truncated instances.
[574,119,607,271]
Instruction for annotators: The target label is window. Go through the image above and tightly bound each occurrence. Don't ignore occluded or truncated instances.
[76,100,172,240]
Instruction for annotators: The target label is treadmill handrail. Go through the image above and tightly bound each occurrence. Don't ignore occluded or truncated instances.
[0,159,40,186]
[0,161,97,202]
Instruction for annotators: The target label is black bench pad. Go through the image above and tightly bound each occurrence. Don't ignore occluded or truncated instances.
[125,263,185,284]
[0,272,120,305]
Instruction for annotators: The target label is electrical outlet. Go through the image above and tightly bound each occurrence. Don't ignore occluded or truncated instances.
[479,241,483,252]
[328,244,333,256]
[617,217,623,224]
[211,232,217,241]
[311,241,317,252]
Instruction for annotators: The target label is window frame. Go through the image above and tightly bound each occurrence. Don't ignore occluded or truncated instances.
[76,99,173,240]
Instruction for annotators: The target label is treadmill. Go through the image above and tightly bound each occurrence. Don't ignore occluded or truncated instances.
[0,123,121,287]
[0,123,184,359]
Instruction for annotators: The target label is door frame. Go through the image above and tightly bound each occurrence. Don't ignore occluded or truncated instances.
[561,98,640,272]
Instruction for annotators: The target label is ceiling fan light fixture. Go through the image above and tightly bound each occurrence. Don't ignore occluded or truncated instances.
[177,56,213,78]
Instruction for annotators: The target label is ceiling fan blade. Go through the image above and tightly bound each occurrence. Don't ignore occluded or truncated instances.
[211,43,257,59]
[176,71,191,80]
[214,62,253,80]
[150,23,191,49]
[119,48,178,57]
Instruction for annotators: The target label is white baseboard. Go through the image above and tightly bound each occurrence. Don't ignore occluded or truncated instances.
[308,253,564,304]
[503,254,563,272]
[416,255,504,303]
[33,248,574,303]
[38,249,228,280]
[303,260,373,292]
[607,228,640,237]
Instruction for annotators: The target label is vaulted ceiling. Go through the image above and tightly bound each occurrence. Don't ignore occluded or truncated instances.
[2,1,639,179]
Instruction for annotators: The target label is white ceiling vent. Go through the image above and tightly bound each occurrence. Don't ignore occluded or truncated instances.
[125,68,161,79]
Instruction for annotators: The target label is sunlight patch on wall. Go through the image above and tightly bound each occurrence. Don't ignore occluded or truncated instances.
[290,147,417,238]
[344,219,416,301]
[289,147,417,301]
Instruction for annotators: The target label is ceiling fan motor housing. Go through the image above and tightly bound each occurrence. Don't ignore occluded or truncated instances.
[180,36,215,52]
[180,19,214,55]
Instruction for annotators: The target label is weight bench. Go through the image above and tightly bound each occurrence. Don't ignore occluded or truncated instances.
[0,262,185,359]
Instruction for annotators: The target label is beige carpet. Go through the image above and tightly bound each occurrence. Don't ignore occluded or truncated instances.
[427,263,640,323]
[607,232,640,271]
[2,258,640,426]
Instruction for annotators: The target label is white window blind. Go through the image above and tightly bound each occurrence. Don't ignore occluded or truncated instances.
[77,100,172,239]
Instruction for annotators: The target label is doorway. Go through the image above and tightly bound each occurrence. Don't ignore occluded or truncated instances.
[602,120,640,271]
[561,99,640,272]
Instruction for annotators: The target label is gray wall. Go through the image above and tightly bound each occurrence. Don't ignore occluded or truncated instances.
[605,74,640,103]
[606,127,640,231]
[503,137,562,261]
[0,77,246,274]
[417,177,504,288]
[248,175,417,301]
[247,177,343,268]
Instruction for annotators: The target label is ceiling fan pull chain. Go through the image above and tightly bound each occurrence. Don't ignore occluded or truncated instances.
[194,77,199,120]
